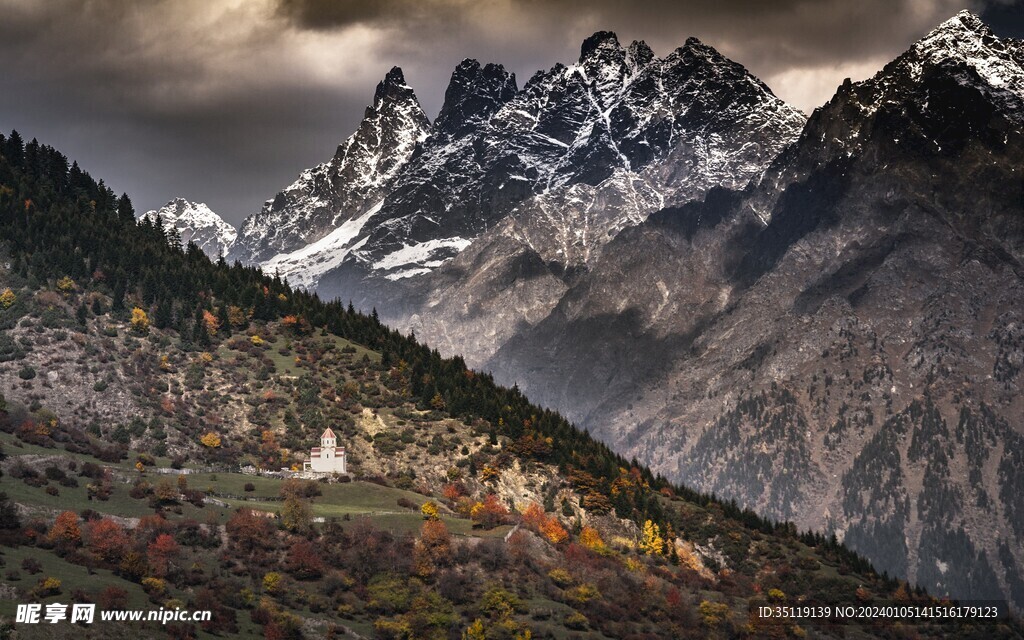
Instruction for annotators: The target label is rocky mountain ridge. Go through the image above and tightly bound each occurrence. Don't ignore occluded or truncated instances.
[240,31,805,365]
[5,131,982,639]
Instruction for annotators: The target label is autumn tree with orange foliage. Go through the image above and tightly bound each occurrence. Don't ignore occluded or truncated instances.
[442,482,467,502]
[202,309,220,338]
[260,429,280,467]
[539,517,569,544]
[519,501,568,544]
[285,539,324,580]
[470,493,510,529]
[226,509,275,554]
[280,315,311,334]
[421,519,452,557]
[520,502,546,529]
[47,511,81,552]
[414,518,452,577]
[146,533,179,577]
[136,513,174,539]
[86,518,130,563]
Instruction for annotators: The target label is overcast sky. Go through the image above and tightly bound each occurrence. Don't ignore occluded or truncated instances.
[1,0,1021,226]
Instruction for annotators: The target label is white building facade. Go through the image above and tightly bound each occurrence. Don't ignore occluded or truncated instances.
[303,427,347,474]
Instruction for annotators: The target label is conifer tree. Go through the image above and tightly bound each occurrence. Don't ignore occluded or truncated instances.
[154,299,173,330]
[111,279,126,311]
[116,193,135,225]
[192,305,210,347]
[217,304,230,336]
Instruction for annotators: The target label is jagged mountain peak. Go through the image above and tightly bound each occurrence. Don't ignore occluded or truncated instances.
[671,37,735,70]
[375,66,411,95]
[434,58,518,136]
[580,30,622,61]
[929,9,989,37]
[366,66,426,121]
[681,36,718,57]
[265,29,805,292]
[230,66,430,263]
[626,40,655,70]
[576,30,633,108]
[334,65,429,184]
[144,197,223,228]
[899,10,1023,96]
[801,9,1024,146]
[908,9,1007,66]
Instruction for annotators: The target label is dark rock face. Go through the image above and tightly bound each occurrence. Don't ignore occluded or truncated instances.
[434,59,518,138]
[488,10,1024,609]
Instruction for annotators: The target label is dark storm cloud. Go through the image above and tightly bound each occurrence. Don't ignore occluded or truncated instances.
[277,0,982,72]
[278,0,465,29]
[0,0,387,225]
[0,0,1018,229]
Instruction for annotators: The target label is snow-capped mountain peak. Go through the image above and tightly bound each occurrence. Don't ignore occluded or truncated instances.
[579,30,622,61]
[230,66,431,263]
[625,40,655,73]
[141,198,236,259]
[834,9,1024,124]
[333,65,430,193]
[909,10,1024,104]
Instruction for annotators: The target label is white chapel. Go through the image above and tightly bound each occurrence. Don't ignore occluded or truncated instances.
[304,427,347,474]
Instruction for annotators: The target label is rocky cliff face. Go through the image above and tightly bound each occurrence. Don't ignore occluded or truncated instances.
[141,198,236,259]
[327,33,803,362]
[488,11,1024,608]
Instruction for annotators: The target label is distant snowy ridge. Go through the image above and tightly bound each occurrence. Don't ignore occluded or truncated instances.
[141,198,236,260]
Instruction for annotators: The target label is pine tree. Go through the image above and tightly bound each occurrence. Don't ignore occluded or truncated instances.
[154,299,173,330]
[191,306,210,347]
[5,130,24,166]
[111,279,126,311]
[116,193,135,225]
[217,304,230,336]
